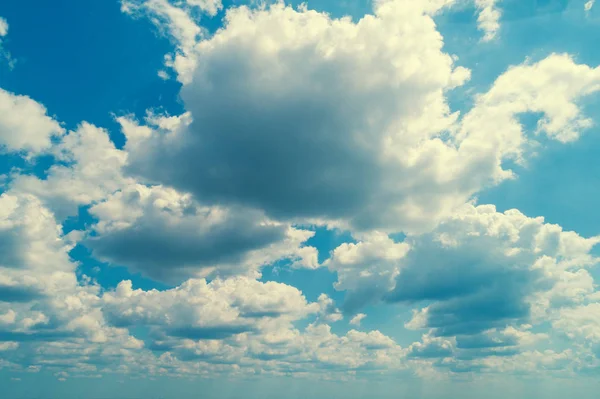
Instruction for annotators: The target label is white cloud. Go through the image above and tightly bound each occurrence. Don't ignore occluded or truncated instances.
[326,233,409,311]
[349,313,367,326]
[123,1,471,233]
[475,0,501,41]
[326,203,600,370]
[553,303,600,343]
[0,191,142,361]
[0,88,64,154]
[458,53,600,151]
[123,2,600,235]
[0,342,18,351]
[10,122,130,218]
[85,183,318,283]
[0,0,597,382]
[157,69,170,79]
[585,0,595,12]
[121,0,220,80]
[0,188,403,378]
[0,17,8,37]
[0,193,74,276]
[102,277,319,337]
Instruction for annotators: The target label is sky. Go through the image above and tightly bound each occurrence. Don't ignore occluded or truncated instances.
[0,0,600,398]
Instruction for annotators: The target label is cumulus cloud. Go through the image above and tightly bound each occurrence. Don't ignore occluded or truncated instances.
[0,190,143,374]
[10,122,130,218]
[327,203,599,367]
[124,1,470,232]
[123,2,600,235]
[99,277,399,375]
[85,184,318,283]
[326,232,409,312]
[0,17,8,37]
[1,0,598,383]
[0,88,64,154]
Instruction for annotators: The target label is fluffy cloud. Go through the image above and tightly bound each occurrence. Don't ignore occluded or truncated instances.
[1,0,598,383]
[0,191,144,377]
[475,0,501,41]
[458,53,600,148]
[124,1,469,232]
[102,277,318,339]
[0,17,8,37]
[84,183,318,283]
[123,2,600,235]
[10,122,129,218]
[327,203,599,368]
[0,88,64,154]
[0,17,13,68]
[99,277,400,375]
[326,232,409,312]
[553,303,600,349]
[0,193,75,301]
[0,189,397,378]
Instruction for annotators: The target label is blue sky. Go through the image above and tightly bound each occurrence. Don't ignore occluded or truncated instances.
[1,0,600,398]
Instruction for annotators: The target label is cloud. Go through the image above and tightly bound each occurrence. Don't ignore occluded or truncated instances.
[100,278,401,374]
[0,0,597,383]
[121,0,222,79]
[327,203,599,369]
[407,335,454,359]
[349,313,367,326]
[0,88,64,154]
[0,191,144,372]
[458,53,600,148]
[0,193,74,275]
[10,122,129,218]
[123,1,472,233]
[475,0,502,41]
[398,204,599,335]
[585,0,595,12]
[326,232,409,312]
[102,277,318,337]
[122,0,202,55]
[0,17,7,37]
[85,184,318,283]
[0,192,402,378]
[553,303,600,343]
[123,2,600,235]
[0,17,13,68]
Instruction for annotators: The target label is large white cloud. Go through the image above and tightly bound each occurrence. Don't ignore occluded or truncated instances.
[122,1,471,233]
[327,202,600,371]
[122,2,600,234]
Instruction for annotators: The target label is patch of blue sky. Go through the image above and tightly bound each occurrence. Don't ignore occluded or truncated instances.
[0,0,182,142]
